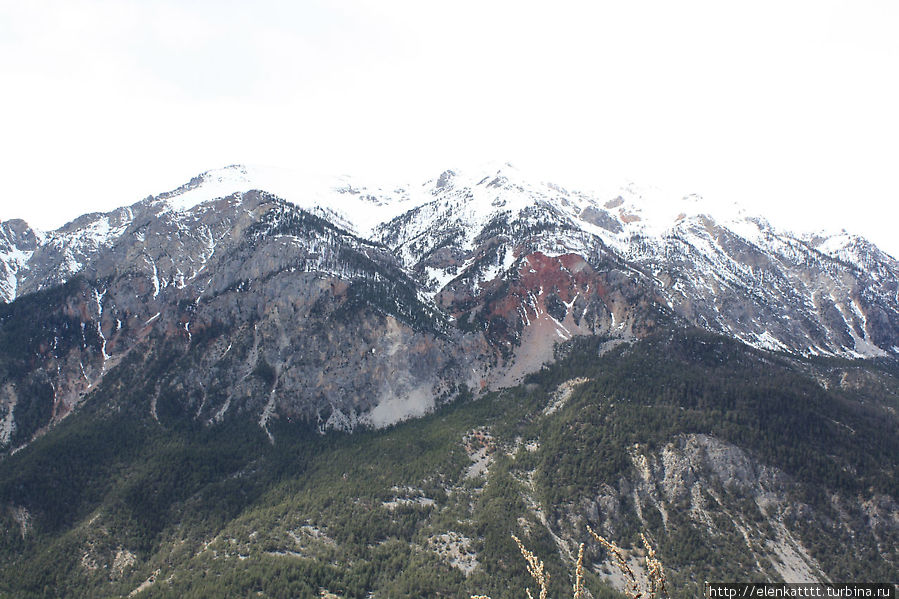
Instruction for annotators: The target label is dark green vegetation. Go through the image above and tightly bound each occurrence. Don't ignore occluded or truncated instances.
[1,329,897,598]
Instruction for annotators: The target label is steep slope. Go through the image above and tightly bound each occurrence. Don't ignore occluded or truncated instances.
[0,189,493,452]
[1,163,898,597]
[1,163,898,452]
[625,215,899,357]
[0,219,41,304]
[6,164,898,361]
[0,330,896,598]
[372,167,899,358]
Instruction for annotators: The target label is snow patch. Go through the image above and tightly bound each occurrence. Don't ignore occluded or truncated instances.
[0,246,33,302]
[156,164,423,238]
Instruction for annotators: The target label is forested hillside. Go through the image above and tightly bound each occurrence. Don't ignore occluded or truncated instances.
[1,329,896,597]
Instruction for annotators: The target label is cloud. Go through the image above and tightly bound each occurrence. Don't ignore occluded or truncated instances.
[0,1,896,257]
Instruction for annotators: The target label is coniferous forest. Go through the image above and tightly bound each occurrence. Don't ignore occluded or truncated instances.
[1,328,896,598]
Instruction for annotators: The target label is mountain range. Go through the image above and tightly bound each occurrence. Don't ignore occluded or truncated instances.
[1,163,898,443]
[0,164,897,597]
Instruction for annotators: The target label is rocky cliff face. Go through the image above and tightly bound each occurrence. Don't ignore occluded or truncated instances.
[532,432,899,591]
[0,190,492,450]
[1,164,898,451]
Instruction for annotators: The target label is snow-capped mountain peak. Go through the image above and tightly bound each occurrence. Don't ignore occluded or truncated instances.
[1,162,898,452]
[2,163,898,363]
[152,164,420,237]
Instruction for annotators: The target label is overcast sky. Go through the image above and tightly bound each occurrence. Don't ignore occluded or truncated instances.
[2,1,898,256]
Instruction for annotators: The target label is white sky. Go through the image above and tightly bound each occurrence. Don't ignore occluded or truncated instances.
[1,1,898,257]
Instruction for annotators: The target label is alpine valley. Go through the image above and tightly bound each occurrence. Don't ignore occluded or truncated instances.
[0,164,897,598]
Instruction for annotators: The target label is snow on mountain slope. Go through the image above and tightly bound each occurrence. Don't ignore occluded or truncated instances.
[153,164,423,237]
[372,163,767,271]
[368,163,899,358]
[0,219,42,304]
[2,163,898,360]
[805,231,899,285]
[0,241,32,304]
[2,162,899,452]
[373,164,615,297]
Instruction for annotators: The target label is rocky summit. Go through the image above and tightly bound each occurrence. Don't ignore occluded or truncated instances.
[2,164,897,448]
[0,165,897,598]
